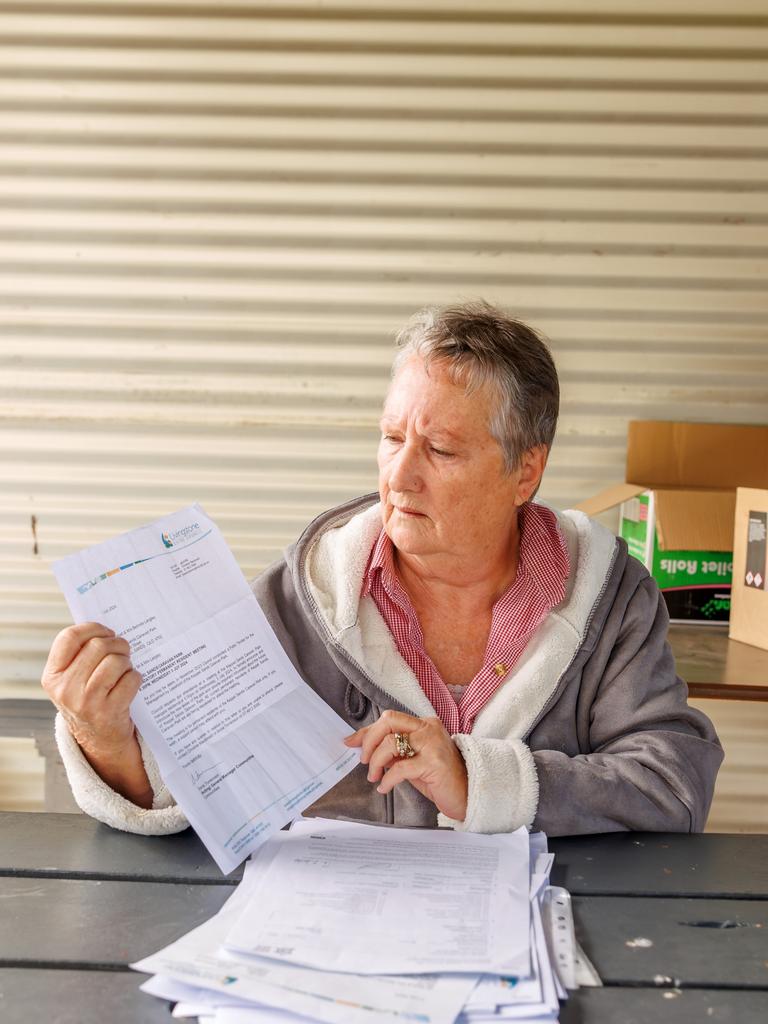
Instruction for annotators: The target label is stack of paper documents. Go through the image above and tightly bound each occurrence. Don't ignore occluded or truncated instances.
[134,818,596,1024]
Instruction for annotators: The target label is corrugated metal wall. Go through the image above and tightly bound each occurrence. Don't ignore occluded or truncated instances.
[1,1,767,826]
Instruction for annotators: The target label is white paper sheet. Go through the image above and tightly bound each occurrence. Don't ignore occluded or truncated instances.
[215,1010,320,1024]
[530,901,559,1019]
[224,818,530,977]
[463,915,557,1022]
[527,833,548,874]
[456,838,560,1023]
[52,503,358,873]
[173,1004,207,1020]
[140,974,253,1013]
[464,963,542,1013]
[132,854,479,1024]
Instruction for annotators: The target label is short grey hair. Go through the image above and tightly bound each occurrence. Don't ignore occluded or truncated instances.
[392,300,560,472]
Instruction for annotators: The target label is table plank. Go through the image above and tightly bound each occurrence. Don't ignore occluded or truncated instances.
[5,814,768,900]
[0,698,55,737]
[0,811,241,884]
[2,972,766,1024]
[0,699,80,812]
[0,877,231,968]
[3,875,767,991]
[561,987,768,1024]
[0,969,173,1024]
[550,832,768,898]
[668,624,768,701]
[574,896,768,989]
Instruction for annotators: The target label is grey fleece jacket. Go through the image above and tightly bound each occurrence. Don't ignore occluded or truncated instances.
[55,495,723,837]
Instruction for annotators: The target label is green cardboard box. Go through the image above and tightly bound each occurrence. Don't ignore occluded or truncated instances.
[619,490,733,623]
[576,421,768,624]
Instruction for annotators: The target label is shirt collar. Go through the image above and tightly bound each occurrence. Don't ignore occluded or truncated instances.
[361,525,398,598]
[516,502,570,608]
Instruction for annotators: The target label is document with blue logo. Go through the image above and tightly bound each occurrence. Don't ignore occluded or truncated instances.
[52,504,359,873]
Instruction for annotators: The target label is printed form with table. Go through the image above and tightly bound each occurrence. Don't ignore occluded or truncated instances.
[54,504,601,1024]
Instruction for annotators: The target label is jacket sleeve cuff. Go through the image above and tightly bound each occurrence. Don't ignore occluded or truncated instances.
[54,712,189,836]
[437,735,539,833]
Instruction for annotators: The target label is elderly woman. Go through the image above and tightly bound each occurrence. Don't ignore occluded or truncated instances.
[43,302,722,836]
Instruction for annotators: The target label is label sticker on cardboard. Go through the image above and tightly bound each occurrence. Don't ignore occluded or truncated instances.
[745,510,767,590]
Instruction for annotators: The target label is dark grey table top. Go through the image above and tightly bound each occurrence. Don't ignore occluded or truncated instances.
[549,830,768,898]
[0,876,232,969]
[560,988,768,1024]
[573,895,768,989]
[2,971,764,1024]
[1,813,767,1023]
[0,970,177,1024]
[4,811,768,897]
[0,809,241,885]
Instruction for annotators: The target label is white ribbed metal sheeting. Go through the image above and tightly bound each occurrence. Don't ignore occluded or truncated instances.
[1,1,767,782]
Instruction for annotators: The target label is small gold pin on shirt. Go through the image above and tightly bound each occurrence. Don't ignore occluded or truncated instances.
[493,662,507,677]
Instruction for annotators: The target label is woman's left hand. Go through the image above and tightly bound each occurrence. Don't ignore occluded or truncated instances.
[344,709,468,821]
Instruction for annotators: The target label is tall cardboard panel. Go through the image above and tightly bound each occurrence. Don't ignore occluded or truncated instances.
[730,488,768,652]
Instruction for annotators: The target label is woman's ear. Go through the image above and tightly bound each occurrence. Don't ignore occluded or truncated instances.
[514,445,549,505]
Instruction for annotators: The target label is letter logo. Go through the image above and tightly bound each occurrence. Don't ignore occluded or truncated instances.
[161,531,174,548]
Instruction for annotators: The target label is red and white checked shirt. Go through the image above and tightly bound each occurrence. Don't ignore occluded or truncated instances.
[361,503,570,735]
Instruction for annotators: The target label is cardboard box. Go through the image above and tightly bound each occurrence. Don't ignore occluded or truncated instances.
[576,421,768,624]
[729,488,768,651]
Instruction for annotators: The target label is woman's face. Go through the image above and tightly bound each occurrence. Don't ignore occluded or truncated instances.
[378,356,542,564]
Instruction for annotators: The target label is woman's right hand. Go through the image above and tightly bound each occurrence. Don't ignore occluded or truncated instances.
[41,621,143,761]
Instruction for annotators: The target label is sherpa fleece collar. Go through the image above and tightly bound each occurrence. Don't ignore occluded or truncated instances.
[300,496,618,740]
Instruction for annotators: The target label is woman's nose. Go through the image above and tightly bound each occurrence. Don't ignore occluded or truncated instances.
[387,442,421,492]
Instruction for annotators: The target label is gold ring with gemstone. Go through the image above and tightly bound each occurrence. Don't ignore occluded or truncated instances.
[393,732,416,758]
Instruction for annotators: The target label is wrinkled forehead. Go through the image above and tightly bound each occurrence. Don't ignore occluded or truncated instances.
[382,354,497,440]
[390,348,488,393]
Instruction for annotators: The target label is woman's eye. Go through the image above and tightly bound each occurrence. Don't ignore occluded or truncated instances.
[430,447,453,458]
